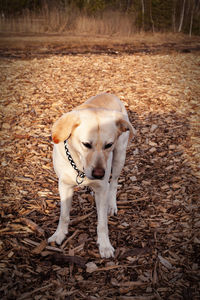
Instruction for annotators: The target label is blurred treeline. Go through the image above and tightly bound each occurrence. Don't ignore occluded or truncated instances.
[0,0,199,35]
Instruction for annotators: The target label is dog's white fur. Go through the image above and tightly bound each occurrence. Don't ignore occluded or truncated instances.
[48,93,134,258]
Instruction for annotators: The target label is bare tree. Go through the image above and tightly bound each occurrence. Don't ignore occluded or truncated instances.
[141,0,145,30]
[189,0,195,36]
[172,0,177,32]
[149,0,154,32]
[189,0,200,36]
[178,0,186,32]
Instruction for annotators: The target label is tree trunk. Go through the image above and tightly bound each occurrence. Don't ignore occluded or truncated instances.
[149,0,154,33]
[178,0,186,32]
[172,0,177,32]
[141,0,145,30]
[189,1,195,37]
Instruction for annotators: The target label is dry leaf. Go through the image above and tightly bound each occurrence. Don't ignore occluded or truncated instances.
[158,255,173,270]
[86,262,98,273]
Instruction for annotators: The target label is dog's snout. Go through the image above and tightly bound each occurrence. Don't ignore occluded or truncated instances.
[92,167,105,179]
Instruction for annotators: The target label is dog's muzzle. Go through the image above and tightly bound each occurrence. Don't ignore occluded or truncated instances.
[92,167,105,180]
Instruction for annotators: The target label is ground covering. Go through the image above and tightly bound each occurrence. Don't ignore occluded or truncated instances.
[0,51,200,299]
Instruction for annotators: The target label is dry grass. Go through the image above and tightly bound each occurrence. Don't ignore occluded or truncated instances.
[1,6,200,59]
[75,11,134,36]
[0,9,135,36]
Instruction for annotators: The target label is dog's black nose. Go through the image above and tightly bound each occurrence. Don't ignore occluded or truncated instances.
[92,167,105,179]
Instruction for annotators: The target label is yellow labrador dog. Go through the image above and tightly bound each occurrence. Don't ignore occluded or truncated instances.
[48,93,134,258]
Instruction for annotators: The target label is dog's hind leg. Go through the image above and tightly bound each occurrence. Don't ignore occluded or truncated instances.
[108,131,129,216]
[48,180,73,245]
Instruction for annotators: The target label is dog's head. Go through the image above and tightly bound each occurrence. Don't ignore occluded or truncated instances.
[52,109,134,180]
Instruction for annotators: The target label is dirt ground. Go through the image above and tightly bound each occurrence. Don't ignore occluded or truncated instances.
[0,33,200,58]
[0,37,200,299]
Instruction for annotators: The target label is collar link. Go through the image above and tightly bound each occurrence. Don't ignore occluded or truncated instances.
[64,140,86,185]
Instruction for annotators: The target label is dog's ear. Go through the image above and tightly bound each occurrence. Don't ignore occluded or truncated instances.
[52,112,80,144]
[115,115,135,143]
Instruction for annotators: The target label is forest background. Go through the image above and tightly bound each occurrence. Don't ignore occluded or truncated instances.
[0,0,200,37]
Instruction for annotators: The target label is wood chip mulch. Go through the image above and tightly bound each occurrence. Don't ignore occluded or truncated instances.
[0,53,200,299]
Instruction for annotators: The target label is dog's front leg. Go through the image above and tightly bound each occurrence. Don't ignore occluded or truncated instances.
[108,131,129,216]
[48,179,73,245]
[94,183,114,258]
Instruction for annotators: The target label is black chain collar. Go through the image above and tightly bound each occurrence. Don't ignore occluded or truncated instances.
[64,140,86,185]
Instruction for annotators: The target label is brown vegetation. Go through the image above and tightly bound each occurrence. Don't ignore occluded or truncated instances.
[0,0,200,35]
[0,10,135,36]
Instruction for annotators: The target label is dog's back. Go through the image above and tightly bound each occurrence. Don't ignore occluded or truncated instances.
[76,93,127,115]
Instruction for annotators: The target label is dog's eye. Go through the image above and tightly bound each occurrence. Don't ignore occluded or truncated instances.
[104,143,113,149]
[82,142,92,149]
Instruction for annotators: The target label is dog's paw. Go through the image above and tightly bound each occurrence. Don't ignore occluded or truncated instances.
[48,229,66,245]
[99,242,115,258]
[98,237,115,258]
[108,202,118,216]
